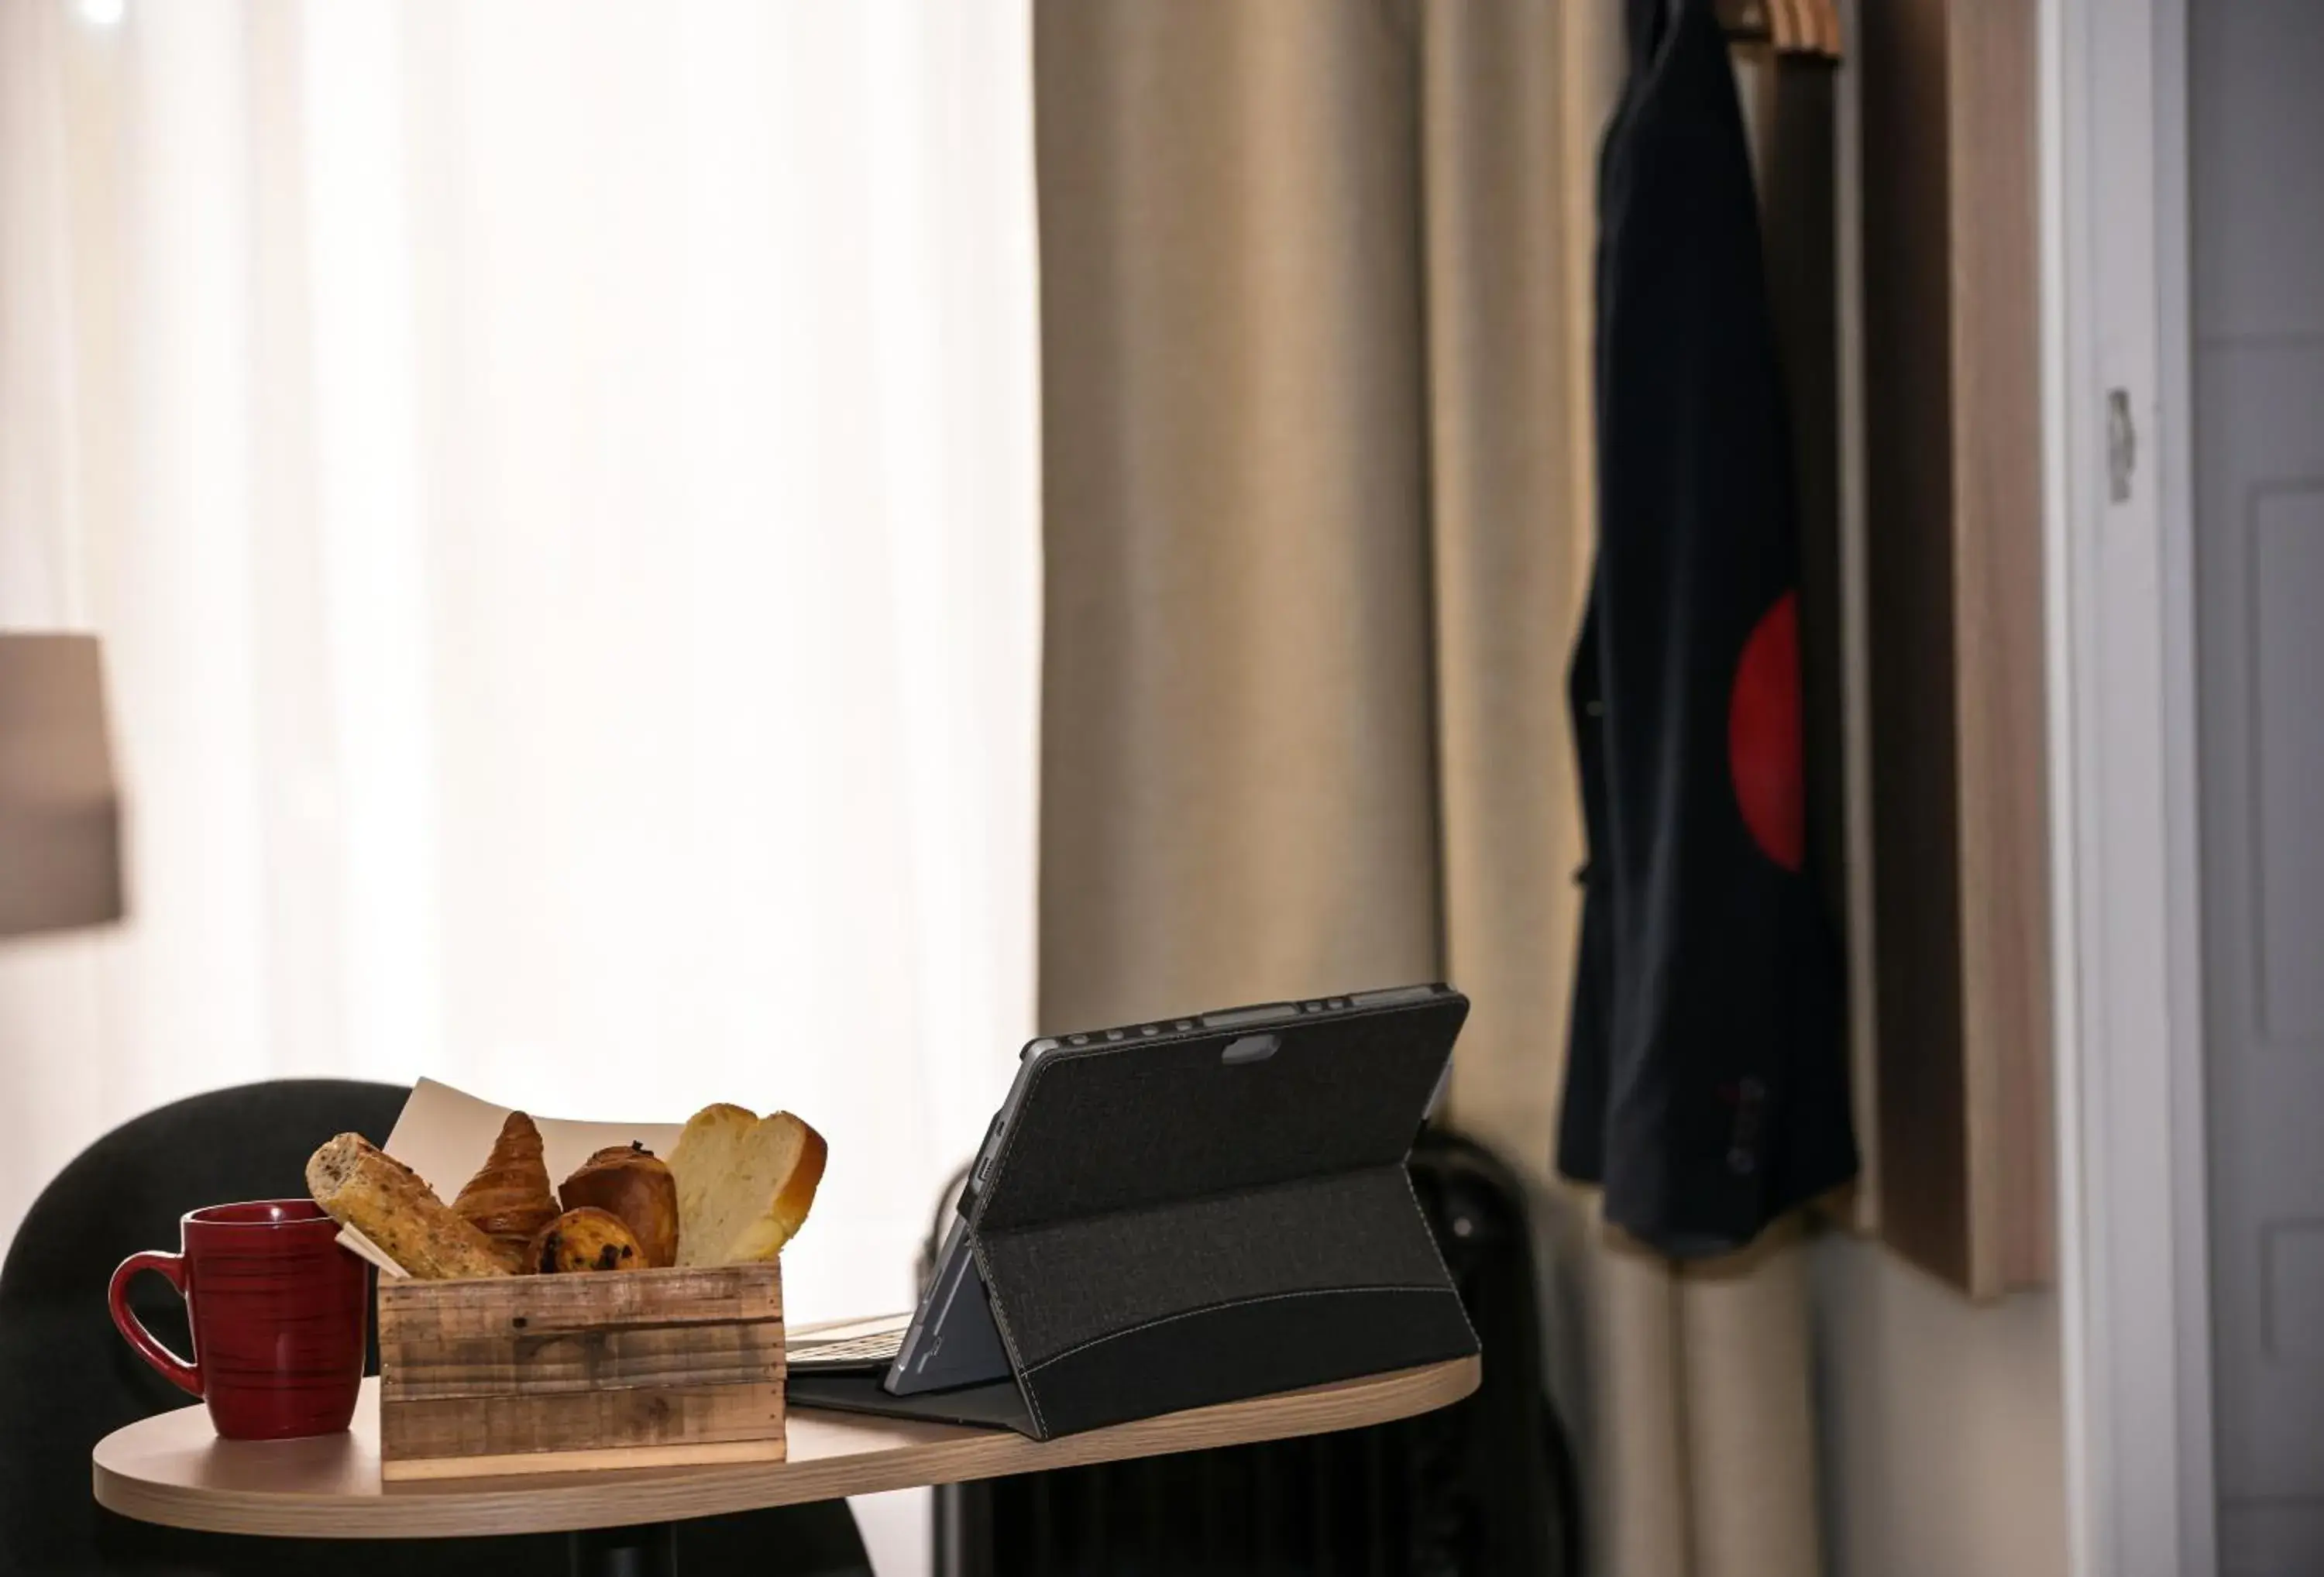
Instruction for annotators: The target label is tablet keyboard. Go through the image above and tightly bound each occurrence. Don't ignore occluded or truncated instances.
[787,1314,910,1372]
[790,1331,904,1367]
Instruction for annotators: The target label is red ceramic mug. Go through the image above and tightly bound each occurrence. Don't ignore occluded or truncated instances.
[108,1199,370,1440]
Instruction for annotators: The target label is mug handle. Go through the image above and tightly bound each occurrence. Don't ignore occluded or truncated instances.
[108,1250,203,1398]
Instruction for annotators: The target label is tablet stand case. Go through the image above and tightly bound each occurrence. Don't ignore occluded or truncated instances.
[788,993,1480,1440]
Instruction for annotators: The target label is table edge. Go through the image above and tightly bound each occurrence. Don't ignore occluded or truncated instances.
[92,1354,1480,1540]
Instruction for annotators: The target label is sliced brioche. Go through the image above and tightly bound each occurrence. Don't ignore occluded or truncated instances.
[668,1104,827,1266]
[305,1132,510,1280]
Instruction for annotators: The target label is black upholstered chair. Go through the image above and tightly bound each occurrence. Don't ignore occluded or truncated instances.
[0,1079,870,1576]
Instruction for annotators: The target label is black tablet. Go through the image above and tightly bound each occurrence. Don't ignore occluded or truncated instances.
[790,983,1477,1439]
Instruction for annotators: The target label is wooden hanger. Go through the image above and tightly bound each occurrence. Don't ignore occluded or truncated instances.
[1802,0,1844,58]
[1717,0,1844,60]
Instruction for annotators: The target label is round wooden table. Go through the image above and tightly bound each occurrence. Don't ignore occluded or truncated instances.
[95,1358,1479,1572]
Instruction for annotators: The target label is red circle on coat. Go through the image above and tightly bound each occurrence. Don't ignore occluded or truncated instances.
[1728,590,1805,872]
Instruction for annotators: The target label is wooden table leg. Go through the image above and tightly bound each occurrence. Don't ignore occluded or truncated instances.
[567,1521,677,1577]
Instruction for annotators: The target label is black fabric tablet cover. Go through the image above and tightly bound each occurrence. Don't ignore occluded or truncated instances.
[961,994,1480,1440]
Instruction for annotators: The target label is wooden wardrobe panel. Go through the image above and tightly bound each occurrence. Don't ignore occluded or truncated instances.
[1857,0,2050,1297]
[1745,50,1879,1232]
[1946,0,2051,1294]
[1860,0,1972,1290]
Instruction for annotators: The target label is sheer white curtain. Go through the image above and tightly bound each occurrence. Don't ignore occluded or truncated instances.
[0,0,1037,1547]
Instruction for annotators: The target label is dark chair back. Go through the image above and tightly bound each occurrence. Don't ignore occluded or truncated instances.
[0,1078,869,1575]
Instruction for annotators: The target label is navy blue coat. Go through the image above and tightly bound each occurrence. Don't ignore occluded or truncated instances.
[1557,0,1858,1256]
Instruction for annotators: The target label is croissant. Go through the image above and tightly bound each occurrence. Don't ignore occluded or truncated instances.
[452,1111,559,1273]
[559,1142,679,1269]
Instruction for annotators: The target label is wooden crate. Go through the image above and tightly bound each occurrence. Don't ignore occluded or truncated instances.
[376,1262,785,1481]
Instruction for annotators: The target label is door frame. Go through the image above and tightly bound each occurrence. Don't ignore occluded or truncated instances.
[2041,1,2216,1573]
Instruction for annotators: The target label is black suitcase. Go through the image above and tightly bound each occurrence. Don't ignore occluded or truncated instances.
[927,1129,1580,1577]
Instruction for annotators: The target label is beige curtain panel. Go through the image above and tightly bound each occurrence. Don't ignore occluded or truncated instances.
[1033,2,1820,1574]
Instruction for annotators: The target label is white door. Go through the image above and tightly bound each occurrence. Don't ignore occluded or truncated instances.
[2195,5,2324,1573]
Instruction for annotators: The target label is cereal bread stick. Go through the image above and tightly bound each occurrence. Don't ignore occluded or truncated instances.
[306,1132,511,1280]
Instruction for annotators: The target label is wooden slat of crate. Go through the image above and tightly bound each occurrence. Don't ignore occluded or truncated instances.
[376,1262,785,1479]
[381,1321,782,1400]
[381,1435,789,1483]
[380,1380,786,1473]
[378,1264,781,1339]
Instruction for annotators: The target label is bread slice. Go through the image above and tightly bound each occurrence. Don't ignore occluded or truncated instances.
[668,1105,827,1266]
[306,1132,511,1280]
